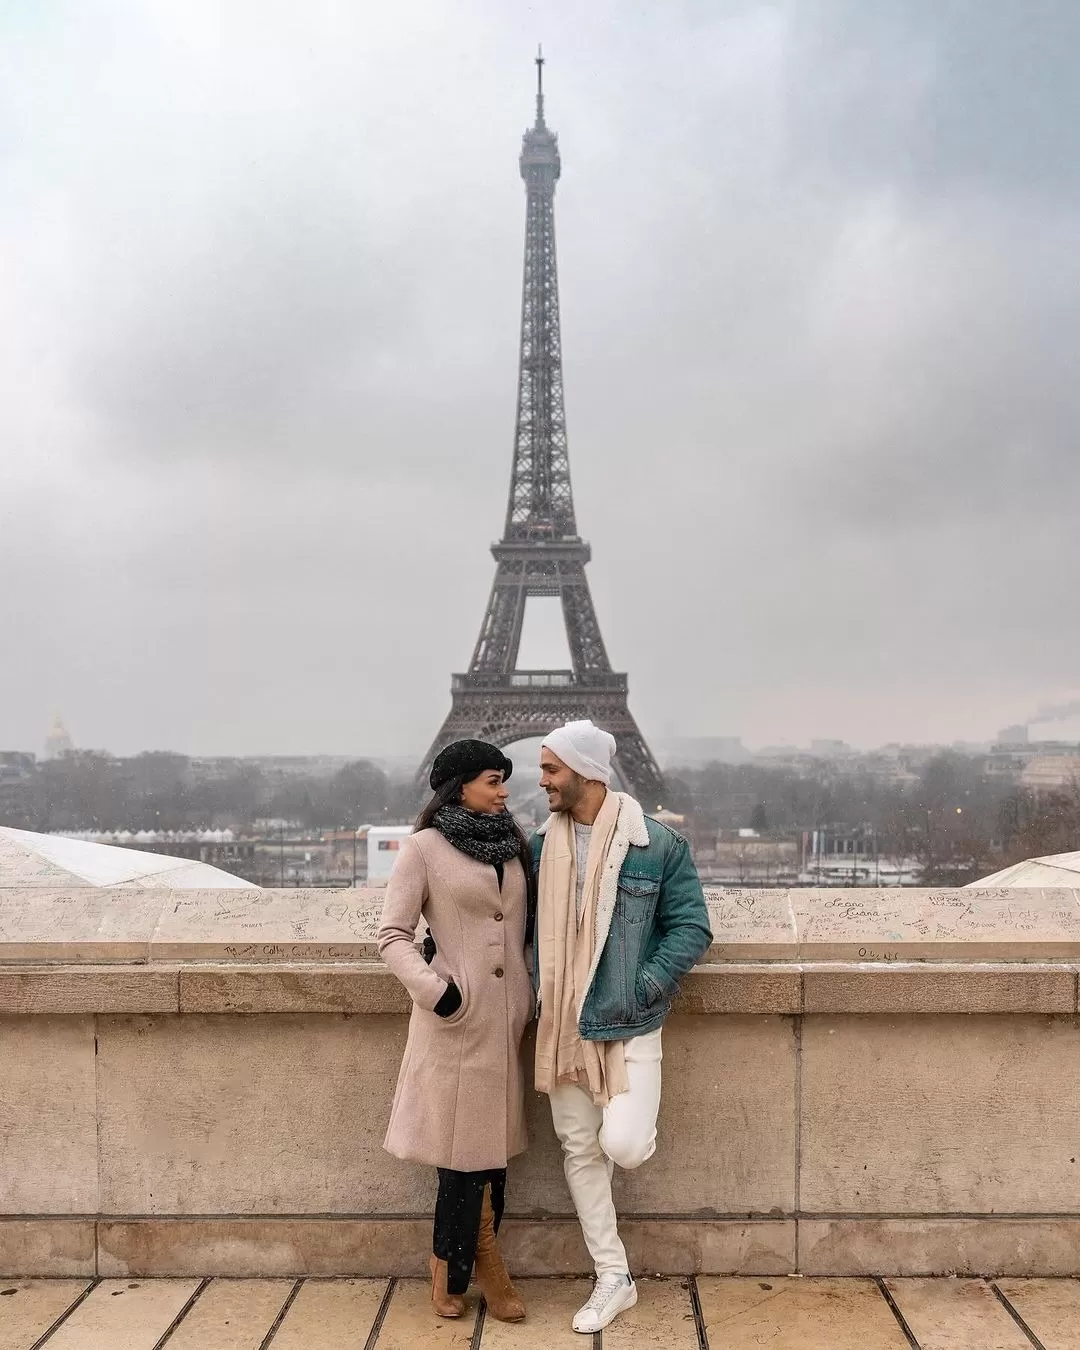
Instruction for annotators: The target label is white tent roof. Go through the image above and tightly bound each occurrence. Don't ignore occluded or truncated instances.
[968,851,1080,888]
[0,826,255,888]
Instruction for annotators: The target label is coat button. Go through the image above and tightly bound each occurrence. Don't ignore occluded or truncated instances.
[494,967,504,978]
[494,911,504,921]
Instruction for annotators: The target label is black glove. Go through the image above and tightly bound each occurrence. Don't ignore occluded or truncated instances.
[433,979,462,1018]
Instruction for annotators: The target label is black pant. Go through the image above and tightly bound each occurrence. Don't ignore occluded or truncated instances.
[433,1167,506,1295]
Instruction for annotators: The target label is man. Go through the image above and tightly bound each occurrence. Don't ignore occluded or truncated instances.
[531,719,712,1334]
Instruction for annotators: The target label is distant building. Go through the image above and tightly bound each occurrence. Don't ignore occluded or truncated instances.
[695,822,921,887]
[366,826,414,885]
[797,828,922,887]
[187,757,249,782]
[1021,754,1080,794]
[997,724,1029,745]
[0,752,34,781]
[987,740,1080,785]
[706,831,800,885]
[985,743,1037,781]
[245,824,402,887]
[753,747,820,775]
[0,752,36,824]
[808,739,853,758]
[323,829,368,886]
[246,755,357,780]
[660,737,749,766]
[857,747,922,787]
[68,828,258,881]
[1028,712,1080,744]
[43,717,73,761]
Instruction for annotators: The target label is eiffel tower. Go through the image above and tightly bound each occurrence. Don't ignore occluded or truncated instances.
[418,54,665,807]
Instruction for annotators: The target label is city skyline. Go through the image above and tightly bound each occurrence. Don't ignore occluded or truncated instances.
[13,707,1080,766]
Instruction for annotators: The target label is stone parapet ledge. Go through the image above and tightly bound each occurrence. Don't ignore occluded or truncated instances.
[6,885,1080,1280]
[1,887,1080,1019]
[1,961,1078,1016]
[2,886,1080,964]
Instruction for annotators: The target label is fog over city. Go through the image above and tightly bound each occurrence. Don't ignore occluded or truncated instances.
[3,1,1079,759]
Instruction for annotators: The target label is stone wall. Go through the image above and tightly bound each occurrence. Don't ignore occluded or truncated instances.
[2,886,1080,1277]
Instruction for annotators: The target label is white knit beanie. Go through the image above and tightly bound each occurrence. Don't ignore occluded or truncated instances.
[541,719,617,786]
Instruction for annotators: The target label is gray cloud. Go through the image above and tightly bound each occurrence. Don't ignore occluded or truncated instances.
[2,0,1078,760]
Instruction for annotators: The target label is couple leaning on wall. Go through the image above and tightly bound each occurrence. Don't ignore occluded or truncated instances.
[377,719,713,1336]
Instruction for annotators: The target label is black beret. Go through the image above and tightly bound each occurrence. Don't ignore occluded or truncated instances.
[429,739,513,792]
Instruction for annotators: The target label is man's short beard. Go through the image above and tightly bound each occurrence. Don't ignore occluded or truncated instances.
[553,771,588,812]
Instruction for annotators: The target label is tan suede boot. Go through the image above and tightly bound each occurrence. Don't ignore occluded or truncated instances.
[430,1254,467,1318]
[475,1186,526,1322]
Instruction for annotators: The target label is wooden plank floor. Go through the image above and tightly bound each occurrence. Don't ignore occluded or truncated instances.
[0,1275,1072,1347]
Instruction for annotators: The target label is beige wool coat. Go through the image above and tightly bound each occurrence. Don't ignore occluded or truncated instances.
[377,828,533,1172]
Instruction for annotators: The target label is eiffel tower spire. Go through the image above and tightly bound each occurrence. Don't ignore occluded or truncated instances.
[534,43,546,128]
[504,43,572,544]
[418,60,665,807]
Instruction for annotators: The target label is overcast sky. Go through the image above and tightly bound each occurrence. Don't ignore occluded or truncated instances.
[3,0,1079,761]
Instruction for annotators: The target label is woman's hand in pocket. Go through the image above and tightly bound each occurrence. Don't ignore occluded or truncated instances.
[433,979,463,1019]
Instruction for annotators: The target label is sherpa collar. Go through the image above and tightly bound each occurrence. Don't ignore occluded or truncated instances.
[536,791,650,848]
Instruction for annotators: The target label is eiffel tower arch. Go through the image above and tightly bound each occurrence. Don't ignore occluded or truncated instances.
[418,55,664,809]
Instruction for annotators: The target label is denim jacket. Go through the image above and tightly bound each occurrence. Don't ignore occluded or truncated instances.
[529,793,712,1040]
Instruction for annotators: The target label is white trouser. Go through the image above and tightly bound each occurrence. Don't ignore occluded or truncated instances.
[548,1027,663,1278]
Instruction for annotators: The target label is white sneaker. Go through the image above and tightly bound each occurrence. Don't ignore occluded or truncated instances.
[572,1274,637,1333]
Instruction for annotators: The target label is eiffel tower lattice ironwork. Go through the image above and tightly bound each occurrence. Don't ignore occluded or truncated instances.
[418,54,664,806]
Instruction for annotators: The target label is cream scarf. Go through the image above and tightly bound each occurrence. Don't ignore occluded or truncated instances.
[534,790,629,1106]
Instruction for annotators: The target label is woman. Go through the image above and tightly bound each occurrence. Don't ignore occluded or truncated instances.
[378,739,534,1322]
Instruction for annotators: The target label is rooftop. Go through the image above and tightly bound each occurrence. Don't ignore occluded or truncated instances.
[0,827,255,890]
